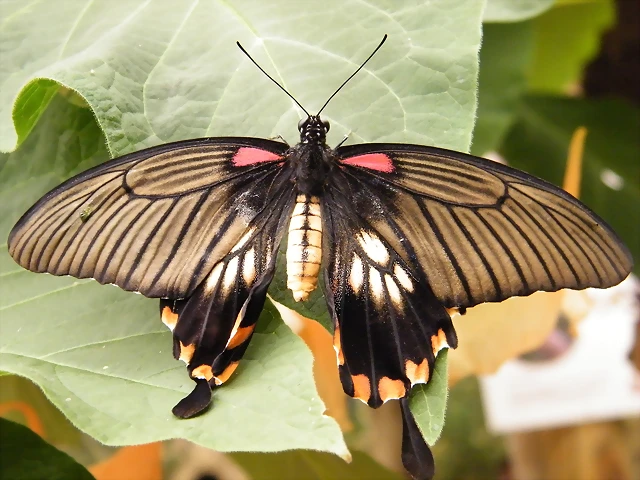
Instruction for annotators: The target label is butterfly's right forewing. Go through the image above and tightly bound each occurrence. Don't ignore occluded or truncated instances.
[8,138,291,300]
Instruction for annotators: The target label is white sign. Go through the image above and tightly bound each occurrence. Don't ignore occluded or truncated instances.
[480,277,640,434]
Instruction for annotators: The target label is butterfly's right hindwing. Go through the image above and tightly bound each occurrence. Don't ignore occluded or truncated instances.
[321,172,458,409]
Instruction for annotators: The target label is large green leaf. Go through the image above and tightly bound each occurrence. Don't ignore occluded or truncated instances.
[472,21,534,155]
[1,0,483,155]
[232,450,404,480]
[483,0,554,22]
[500,95,640,273]
[0,0,486,457]
[0,417,95,480]
[527,0,615,92]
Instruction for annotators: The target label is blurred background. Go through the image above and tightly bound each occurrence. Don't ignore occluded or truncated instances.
[0,0,638,479]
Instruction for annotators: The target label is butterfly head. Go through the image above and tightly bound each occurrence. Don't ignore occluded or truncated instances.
[298,115,330,144]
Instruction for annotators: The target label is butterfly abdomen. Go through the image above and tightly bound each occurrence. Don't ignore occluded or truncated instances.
[286,194,322,301]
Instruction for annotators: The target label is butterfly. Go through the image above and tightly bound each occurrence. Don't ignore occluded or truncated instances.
[7,35,633,480]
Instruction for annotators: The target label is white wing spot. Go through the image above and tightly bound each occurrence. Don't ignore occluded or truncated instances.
[206,262,225,291]
[243,248,256,285]
[349,254,364,293]
[385,274,402,306]
[394,264,414,292]
[369,267,384,304]
[357,231,389,265]
[231,227,255,252]
[223,257,240,290]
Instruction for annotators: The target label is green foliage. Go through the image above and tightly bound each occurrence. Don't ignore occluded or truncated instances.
[527,0,615,92]
[472,21,535,155]
[0,417,95,480]
[483,0,554,22]
[0,0,484,155]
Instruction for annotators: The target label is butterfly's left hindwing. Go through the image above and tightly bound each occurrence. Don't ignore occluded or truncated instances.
[322,170,458,409]
[161,185,295,418]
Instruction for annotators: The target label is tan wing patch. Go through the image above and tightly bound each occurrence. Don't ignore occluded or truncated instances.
[378,377,406,403]
[179,342,196,364]
[161,306,179,331]
[352,374,371,403]
[431,328,450,354]
[191,365,214,381]
[405,359,430,385]
[213,361,240,386]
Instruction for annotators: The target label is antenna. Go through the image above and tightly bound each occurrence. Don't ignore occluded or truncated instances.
[237,35,388,118]
[236,41,310,116]
[316,34,387,116]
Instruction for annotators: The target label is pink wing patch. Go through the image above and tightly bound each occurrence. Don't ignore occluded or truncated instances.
[232,147,282,166]
[341,153,394,173]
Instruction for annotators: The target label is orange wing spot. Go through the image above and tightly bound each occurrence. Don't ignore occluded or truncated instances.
[351,374,371,403]
[191,365,213,381]
[431,329,449,354]
[378,377,407,403]
[179,342,195,364]
[226,325,255,350]
[161,306,179,331]
[446,307,463,317]
[213,361,240,386]
[405,358,430,385]
[333,325,344,366]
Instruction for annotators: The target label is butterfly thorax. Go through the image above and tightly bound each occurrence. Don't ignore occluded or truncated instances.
[291,115,333,196]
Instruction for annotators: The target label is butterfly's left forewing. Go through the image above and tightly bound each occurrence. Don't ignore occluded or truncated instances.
[335,143,633,310]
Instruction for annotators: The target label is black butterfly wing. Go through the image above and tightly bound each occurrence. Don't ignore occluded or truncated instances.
[335,143,633,310]
[326,143,632,480]
[323,166,458,409]
[8,137,290,299]
[162,183,295,418]
[8,137,297,418]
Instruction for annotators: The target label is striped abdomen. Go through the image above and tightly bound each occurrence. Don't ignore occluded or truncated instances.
[287,194,322,301]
